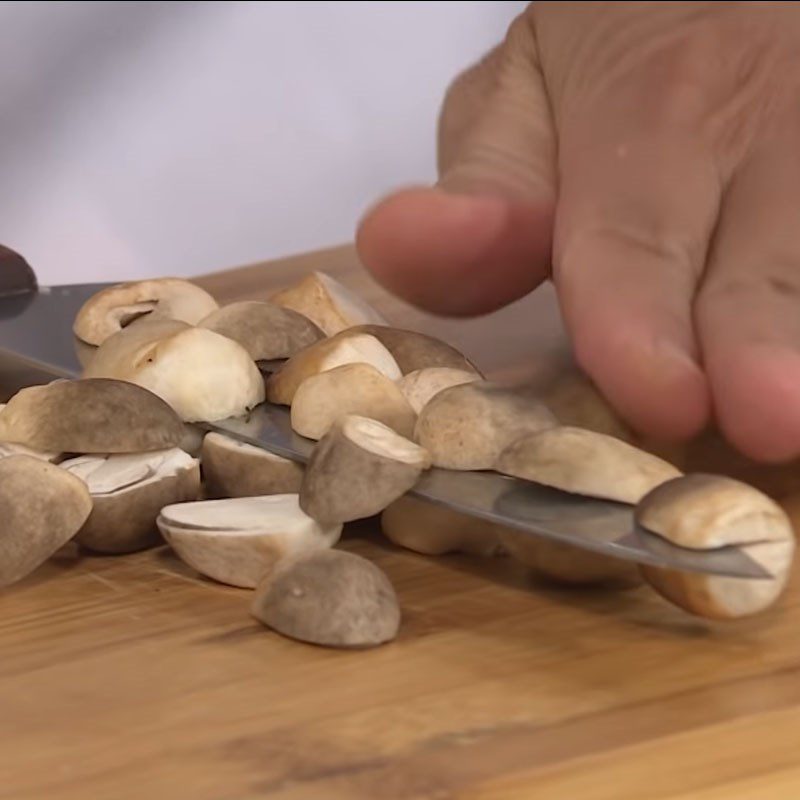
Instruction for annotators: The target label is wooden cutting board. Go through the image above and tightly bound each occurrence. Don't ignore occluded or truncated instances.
[1,244,799,800]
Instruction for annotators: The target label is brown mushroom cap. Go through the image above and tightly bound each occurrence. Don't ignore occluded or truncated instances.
[73,277,219,345]
[0,455,93,587]
[0,378,184,453]
[398,367,480,414]
[250,549,401,648]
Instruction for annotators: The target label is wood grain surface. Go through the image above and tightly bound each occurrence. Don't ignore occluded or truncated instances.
[2,244,799,800]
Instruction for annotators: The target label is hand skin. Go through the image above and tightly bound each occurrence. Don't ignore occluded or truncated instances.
[356,1,800,464]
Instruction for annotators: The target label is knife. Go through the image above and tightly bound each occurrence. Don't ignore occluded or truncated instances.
[0,258,772,580]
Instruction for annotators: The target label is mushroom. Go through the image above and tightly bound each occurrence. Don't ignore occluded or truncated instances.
[201,431,304,498]
[414,382,557,470]
[0,455,93,587]
[61,448,201,554]
[0,405,61,461]
[0,378,184,453]
[269,270,387,336]
[299,415,430,524]
[380,496,507,557]
[398,367,480,414]
[250,549,401,649]
[635,474,796,620]
[73,277,219,345]
[84,321,265,422]
[266,330,402,406]
[496,427,682,504]
[291,363,416,440]
[157,494,342,589]
[198,300,324,361]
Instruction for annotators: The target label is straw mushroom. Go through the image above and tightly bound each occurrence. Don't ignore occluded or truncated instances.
[250,549,400,648]
[73,277,219,345]
[299,415,430,524]
[398,367,480,414]
[157,494,341,588]
[636,474,796,619]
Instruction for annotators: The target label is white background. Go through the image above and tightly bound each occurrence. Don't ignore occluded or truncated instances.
[0,1,526,285]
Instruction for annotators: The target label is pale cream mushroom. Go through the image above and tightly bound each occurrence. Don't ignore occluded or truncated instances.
[299,415,430,524]
[201,431,303,498]
[0,378,184,453]
[269,270,387,336]
[0,404,60,461]
[636,474,796,620]
[398,367,480,414]
[414,382,557,470]
[250,549,401,648]
[496,427,682,504]
[291,363,416,440]
[73,277,219,345]
[0,455,93,587]
[198,300,324,361]
[61,448,201,554]
[157,494,341,589]
[266,330,401,406]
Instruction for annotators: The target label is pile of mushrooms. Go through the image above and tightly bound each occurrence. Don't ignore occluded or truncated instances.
[0,270,794,652]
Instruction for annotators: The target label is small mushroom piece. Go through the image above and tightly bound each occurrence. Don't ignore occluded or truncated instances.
[291,363,416,440]
[496,427,682,504]
[300,415,430,524]
[414,382,557,470]
[270,270,387,336]
[0,378,184,453]
[381,496,506,557]
[636,474,796,619]
[157,494,342,588]
[198,300,324,361]
[73,277,219,346]
[201,432,304,498]
[398,367,480,414]
[61,448,201,554]
[266,330,402,406]
[250,549,400,649]
[0,455,93,587]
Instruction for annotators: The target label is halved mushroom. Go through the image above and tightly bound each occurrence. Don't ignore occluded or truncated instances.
[398,367,480,414]
[73,277,219,345]
[266,330,401,406]
[0,455,93,587]
[0,404,61,461]
[157,494,341,588]
[496,427,682,504]
[85,322,265,422]
[61,448,201,554]
[250,549,401,648]
[198,300,324,361]
[299,415,430,524]
[291,363,416,440]
[270,271,387,336]
[636,474,796,619]
[0,378,184,453]
[414,382,557,470]
[201,432,303,498]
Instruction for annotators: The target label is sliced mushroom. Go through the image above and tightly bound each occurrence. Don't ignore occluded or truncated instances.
[398,367,480,414]
[291,363,416,440]
[198,300,324,361]
[636,474,796,619]
[61,448,201,554]
[266,330,402,406]
[414,382,557,470]
[178,425,206,458]
[270,270,387,336]
[299,415,429,524]
[73,277,219,345]
[250,549,400,649]
[0,455,93,587]
[201,432,303,498]
[157,494,341,588]
[496,427,682,504]
[380,496,506,557]
[0,378,184,453]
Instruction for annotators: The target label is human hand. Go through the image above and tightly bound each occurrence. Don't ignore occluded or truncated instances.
[356,1,800,463]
